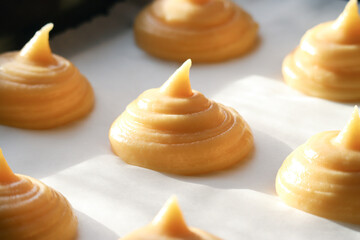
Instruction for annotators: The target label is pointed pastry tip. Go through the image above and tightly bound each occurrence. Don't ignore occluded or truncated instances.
[19,23,56,65]
[332,0,360,31]
[42,23,54,31]
[334,106,360,151]
[151,195,191,235]
[183,59,192,67]
[160,59,193,98]
[0,148,19,183]
[344,0,359,18]
[353,105,359,116]
[348,0,358,9]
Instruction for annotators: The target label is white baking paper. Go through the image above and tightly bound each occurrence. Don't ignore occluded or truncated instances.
[1,0,360,239]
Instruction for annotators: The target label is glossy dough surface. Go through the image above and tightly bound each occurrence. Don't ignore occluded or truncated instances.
[276,107,360,224]
[120,196,222,240]
[0,24,94,129]
[109,60,253,175]
[283,0,360,101]
[134,0,258,62]
[0,149,78,239]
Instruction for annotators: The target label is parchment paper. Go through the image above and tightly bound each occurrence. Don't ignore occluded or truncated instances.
[1,0,360,239]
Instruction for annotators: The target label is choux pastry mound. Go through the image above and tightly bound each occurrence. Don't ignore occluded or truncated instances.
[283,0,360,101]
[0,149,78,239]
[109,59,253,175]
[0,23,94,129]
[120,196,221,240]
[276,106,360,224]
[134,0,258,62]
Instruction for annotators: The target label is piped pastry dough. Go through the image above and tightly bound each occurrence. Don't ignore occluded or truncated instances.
[120,196,221,240]
[276,106,360,224]
[283,0,360,101]
[134,0,259,62]
[109,59,253,175]
[0,23,94,129]
[0,148,78,239]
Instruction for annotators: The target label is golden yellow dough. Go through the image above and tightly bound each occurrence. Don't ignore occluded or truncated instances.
[276,106,360,224]
[283,0,360,101]
[0,148,78,239]
[109,59,253,175]
[134,0,258,62]
[0,23,94,129]
[120,196,222,240]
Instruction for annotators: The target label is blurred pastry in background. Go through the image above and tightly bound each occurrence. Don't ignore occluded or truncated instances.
[134,0,259,62]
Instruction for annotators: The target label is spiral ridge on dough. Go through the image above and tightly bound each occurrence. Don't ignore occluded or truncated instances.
[134,0,258,62]
[0,23,94,129]
[0,176,78,240]
[0,149,78,239]
[283,0,360,101]
[109,60,253,175]
[276,107,360,224]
